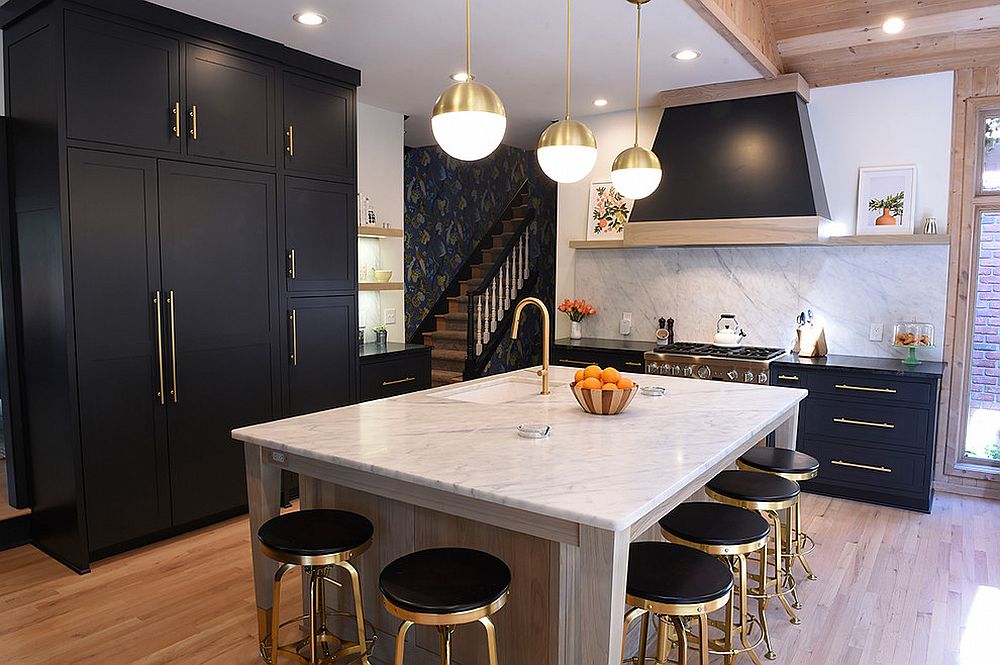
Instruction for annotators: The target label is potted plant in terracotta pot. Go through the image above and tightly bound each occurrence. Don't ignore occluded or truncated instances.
[869,191,905,226]
[558,299,596,340]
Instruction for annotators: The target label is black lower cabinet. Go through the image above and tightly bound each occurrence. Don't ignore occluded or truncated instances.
[360,346,432,402]
[288,296,358,416]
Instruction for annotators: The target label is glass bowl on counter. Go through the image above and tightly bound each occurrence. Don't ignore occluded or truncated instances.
[892,322,934,365]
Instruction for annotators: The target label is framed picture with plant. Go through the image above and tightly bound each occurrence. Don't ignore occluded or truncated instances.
[855,165,917,235]
[586,182,633,240]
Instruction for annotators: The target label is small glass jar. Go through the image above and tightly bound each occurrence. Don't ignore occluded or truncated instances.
[893,322,934,347]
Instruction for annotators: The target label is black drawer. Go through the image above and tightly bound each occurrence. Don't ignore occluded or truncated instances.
[772,371,808,389]
[803,397,929,451]
[808,370,932,405]
[360,352,431,401]
[802,438,928,496]
[554,347,645,373]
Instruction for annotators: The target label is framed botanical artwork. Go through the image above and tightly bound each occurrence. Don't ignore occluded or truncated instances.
[586,182,633,240]
[855,165,917,235]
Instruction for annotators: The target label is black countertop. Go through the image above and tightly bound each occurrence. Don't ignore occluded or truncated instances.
[773,353,946,379]
[359,342,430,360]
[553,337,655,353]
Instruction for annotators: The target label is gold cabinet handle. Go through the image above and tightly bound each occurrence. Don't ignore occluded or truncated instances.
[167,290,178,403]
[289,310,298,366]
[558,358,596,366]
[288,249,296,279]
[153,291,165,405]
[835,383,897,394]
[831,459,892,473]
[625,361,642,367]
[778,375,799,381]
[189,105,198,140]
[382,377,416,387]
[286,125,294,157]
[171,102,181,138]
[833,417,895,430]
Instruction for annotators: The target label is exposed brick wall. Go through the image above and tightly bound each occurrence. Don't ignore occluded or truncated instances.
[971,213,1000,411]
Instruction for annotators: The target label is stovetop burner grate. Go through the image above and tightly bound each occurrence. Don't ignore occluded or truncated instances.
[648,343,786,361]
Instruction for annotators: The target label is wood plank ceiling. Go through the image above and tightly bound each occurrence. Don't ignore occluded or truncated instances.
[764,0,1000,87]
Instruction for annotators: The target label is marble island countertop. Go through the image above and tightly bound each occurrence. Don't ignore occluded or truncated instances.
[233,366,807,530]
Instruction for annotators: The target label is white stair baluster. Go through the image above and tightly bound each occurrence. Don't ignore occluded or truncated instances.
[475,295,483,356]
[489,281,497,334]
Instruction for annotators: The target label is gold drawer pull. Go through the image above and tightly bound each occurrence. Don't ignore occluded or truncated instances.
[383,377,416,386]
[778,375,799,381]
[835,384,897,394]
[558,358,596,366]
[833,417,895,430]
[625,361,642,367]
[831,459,892,473]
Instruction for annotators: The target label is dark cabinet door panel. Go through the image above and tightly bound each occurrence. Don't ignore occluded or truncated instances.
[285,177,356,292]
[185,45,276,166]
[801,437,928,496]
[803,397,928,451]
[288,296,357,415]
[158,161,277,524]
[283,72,355,179]
[360,352,431,401]
[67,149,171,552]
[64,12,181,153]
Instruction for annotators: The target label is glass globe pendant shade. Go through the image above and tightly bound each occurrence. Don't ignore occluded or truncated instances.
[611,145,662,199]
[432,80,506,161]
[536,119,598,184]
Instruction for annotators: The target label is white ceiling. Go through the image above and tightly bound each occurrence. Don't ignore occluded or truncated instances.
[149,0,761,148]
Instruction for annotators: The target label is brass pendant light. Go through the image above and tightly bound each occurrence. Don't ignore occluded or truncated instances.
[536,0,598,184]
[432,0,507,161]
[611,0,662,200]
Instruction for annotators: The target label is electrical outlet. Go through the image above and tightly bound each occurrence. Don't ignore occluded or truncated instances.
[623,311,632,322]
[384,308,396,325]
[869,323,884,342]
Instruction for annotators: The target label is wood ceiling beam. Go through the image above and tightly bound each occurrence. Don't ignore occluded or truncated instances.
[681,0,783,78]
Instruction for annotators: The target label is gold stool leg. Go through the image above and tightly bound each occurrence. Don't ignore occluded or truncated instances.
[479,616,499,665]
[768,511,800,625]
[781,507,804,611]
[438,626,454,665]
[637,611,651,664]
[724,563,736,665]
[338,561,372,665]
[271,563,295,665]
[756,536,776,661]
[393,620,413,665]
[737,554,763,665]
[794,499,818,581]
[622,607,647,663]
[672,616,688,665]
[655,614,670,665]
[697,613,710,665]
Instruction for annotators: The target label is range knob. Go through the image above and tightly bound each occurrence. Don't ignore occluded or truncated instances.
[672,365,683,376]
[647,362,658,374]
[758,371,769,384]
[744,370,756,383]
[696,365,712,379]
[659,364,670,376]
[727,369,739,381]
[683,366,694,378]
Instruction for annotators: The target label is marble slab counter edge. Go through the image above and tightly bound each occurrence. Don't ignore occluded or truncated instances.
[773,353,946,379]
[554,336,656,354]
[359,341,430,361]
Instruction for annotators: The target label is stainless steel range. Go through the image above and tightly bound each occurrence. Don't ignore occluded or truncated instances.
[644,343,787,384]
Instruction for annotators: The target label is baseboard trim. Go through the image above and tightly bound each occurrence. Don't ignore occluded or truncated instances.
[0,513,30,551]
[934,479,1000,500]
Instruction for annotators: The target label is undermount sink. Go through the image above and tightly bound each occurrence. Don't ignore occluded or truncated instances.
[438,376,543,404]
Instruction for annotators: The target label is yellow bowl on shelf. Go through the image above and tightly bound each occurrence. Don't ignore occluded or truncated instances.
[569,382,639,416]
[372,269,393,282]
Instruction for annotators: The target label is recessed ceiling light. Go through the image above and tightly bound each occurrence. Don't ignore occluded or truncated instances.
[882,17,905,34]
[593,98,609,107]
[450,72,471,82]
[672,49,701,61]
[293,12,327,26]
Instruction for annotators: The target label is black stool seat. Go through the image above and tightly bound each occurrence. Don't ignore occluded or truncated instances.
[627,542,733,606]
[739,448,820,475]
[659,502,770,547]
[258,509,374,558]
[380,548,511,615]
[707,470,799,503]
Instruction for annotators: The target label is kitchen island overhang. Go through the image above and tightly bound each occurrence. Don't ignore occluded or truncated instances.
[234,366,806,665]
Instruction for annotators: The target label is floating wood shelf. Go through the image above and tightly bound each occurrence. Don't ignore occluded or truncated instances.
[357,226,403,238]
[359,282,404,291]
[569,235,950,249]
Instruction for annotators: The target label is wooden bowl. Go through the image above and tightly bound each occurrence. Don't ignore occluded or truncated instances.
[569,382,639,416]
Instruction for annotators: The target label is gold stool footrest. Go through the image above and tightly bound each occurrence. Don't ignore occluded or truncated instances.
[259,610,377,665]
[702,614,766,658]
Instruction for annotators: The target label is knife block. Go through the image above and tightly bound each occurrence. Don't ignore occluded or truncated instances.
[796,325,828,358]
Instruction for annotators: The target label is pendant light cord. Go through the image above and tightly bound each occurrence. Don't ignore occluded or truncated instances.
[633,1,642,147]
[565,0,572,120]
[466,0,472,79]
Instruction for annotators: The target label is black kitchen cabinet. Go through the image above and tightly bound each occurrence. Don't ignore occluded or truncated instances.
[285,177,356,292]
[185,45,276,166]
[64,11,181,153]
[288,296,357,416]
[283,72,355,179]
[553,338,648,374]
[360,345,432,402]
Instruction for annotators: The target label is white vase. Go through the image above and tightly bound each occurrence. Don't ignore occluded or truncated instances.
[570,321,582,340]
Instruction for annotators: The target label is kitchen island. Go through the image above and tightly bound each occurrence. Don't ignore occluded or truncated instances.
[233,366,806,665]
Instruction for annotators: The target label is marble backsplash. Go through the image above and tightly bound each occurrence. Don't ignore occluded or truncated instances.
[574,245,950,361]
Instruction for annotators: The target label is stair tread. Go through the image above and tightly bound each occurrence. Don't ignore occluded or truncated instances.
[436,312,468,321]
[431,348,467,361]
[425,329,467,340]
[431,369,463,382]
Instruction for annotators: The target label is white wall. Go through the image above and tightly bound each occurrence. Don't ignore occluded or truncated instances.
[559,73,955,358]
[356,102,406,343]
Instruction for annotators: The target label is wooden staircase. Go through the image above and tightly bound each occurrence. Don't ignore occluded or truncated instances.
[423,195,531,387]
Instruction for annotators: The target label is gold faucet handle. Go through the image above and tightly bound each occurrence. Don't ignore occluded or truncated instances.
[537,368,547,377]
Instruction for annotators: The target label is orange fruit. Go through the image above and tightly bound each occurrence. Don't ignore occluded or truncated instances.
[602,383,620,391]
[617,377,635,390]
[574,369,585,384]
[601,367,620,384]
[580,377,603,390]
[583,365,603,380]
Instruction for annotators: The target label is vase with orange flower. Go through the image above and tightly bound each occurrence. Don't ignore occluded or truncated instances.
[558,299,597,339]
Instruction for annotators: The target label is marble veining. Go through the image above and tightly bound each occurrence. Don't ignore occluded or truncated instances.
[233,366,805,531]
[574,244,950,361]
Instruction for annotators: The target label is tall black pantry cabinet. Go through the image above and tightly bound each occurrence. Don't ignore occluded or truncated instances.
[3,0,361,572]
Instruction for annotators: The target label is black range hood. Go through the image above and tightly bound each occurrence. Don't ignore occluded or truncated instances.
[625,83,830,246]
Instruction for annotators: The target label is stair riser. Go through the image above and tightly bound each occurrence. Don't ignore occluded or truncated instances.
[429,336,467,352]
[448,301,468,314]
[435,316,467,332]
[432,357,466,373]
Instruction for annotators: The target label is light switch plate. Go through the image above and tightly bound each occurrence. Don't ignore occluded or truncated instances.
[384,308,397,325]
[869,323,884,342]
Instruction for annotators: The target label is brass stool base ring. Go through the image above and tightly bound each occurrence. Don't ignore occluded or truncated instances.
[699,613,766,660]
[260,610,377,665]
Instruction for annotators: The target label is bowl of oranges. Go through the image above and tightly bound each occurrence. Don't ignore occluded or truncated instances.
[570,365,639,416]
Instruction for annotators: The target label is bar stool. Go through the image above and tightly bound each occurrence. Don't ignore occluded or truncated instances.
[622,542,733,665]
[258,509,376,665]
[705,471,801,659]
[737,448,820,586]
[659,502,770,664]
[380,547,510,665]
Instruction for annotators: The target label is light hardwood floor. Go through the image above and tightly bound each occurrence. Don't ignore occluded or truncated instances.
[1,493,997,664]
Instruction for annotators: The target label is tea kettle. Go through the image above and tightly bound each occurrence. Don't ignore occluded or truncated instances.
[714,314,747,347]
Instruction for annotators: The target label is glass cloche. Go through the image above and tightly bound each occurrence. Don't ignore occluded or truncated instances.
[893,321,934,365]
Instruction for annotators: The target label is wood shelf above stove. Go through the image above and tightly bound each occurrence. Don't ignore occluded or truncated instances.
[569,234,951,249]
